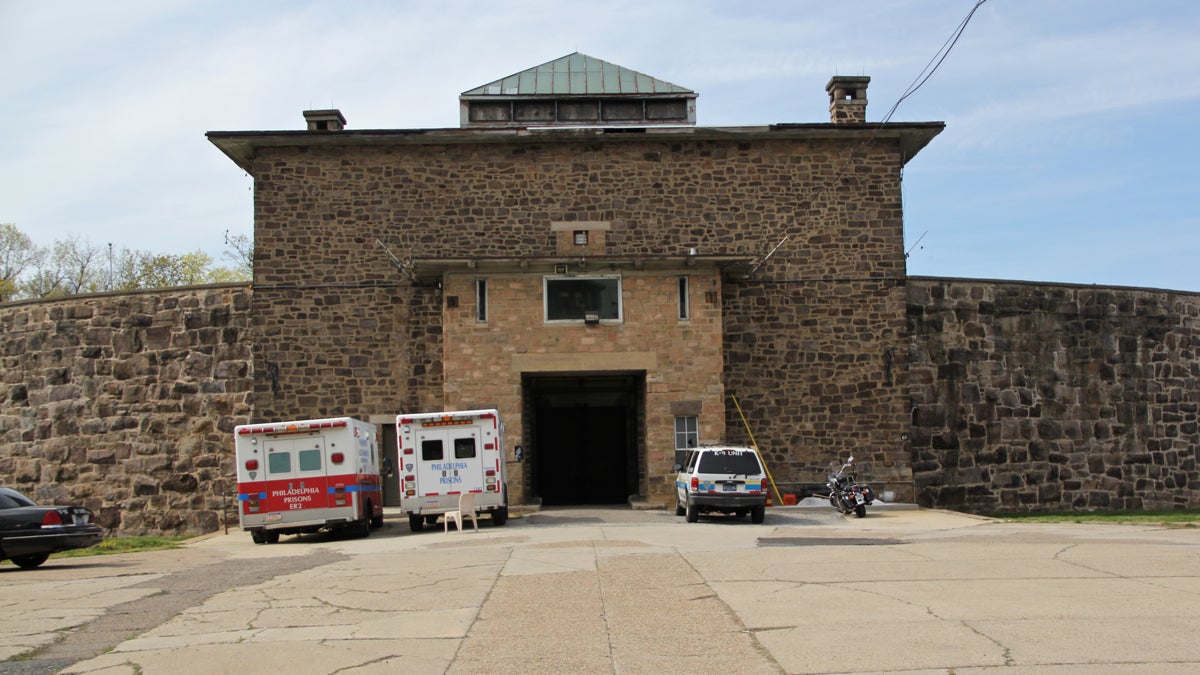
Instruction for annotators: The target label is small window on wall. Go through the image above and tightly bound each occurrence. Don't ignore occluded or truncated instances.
[544,275,622,322]
[674,416,698,466]
[475,278,488,322]
[678,276,690,320]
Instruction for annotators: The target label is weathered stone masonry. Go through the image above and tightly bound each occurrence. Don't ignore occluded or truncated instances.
[908,278,1200,512]
[0,285,253,535]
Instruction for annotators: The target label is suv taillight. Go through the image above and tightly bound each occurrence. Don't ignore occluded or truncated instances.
[690,476,699,491]
[761,477,769,492]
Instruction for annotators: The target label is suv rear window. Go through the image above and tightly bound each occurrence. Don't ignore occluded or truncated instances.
[696,450,761,475]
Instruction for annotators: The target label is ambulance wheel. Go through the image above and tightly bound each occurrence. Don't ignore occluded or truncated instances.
[409,514,425,532]
[491,506,508,526]
[751,505,766,524]
[685,501,699,523]
[251,530,266,544]
[263,531,280,544]
[368,501,384,529]
[353,517,371,538]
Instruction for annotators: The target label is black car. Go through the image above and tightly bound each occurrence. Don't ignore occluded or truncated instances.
[0,488,104,569]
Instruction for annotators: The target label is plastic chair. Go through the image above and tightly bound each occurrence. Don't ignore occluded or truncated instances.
[444,492,479,532]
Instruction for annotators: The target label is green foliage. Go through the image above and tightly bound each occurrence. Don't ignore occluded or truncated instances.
[0,224,251,301]
[54,535,190,558]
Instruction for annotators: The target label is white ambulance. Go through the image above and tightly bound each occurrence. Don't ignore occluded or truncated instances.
[396,409,509,532]
[235,417,384,544]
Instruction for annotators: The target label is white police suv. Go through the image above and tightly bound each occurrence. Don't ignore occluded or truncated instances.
[674,446,768,523]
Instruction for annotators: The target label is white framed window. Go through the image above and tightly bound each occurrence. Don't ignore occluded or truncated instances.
[674,415,698,466]
[475,278,488,322]
[544,275,622,323]
[677,276,690,320]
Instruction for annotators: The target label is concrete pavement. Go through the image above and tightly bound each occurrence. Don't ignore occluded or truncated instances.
[2,505,1198,674]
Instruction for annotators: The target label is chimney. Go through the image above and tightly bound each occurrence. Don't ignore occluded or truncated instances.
[303,109,346,131]
[826,76,869,124]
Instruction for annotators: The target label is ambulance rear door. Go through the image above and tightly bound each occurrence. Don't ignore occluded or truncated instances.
[413,425,486,509]
[262,434,332,525]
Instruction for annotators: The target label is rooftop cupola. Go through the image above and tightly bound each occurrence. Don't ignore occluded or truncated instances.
[459,52,696,128]
[826,76,870,124]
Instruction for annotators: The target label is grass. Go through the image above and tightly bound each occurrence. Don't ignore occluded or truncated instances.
[998,509,1200,526]
[52,535,191,558]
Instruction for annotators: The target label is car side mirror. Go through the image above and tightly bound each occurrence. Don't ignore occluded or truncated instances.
[672,463,683,472]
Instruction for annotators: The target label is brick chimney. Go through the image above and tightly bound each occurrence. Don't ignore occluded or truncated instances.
[303,109,346,131]
[826,76,869,124]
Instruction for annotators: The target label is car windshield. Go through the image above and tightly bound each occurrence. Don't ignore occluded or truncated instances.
[697,450,760,475]
[0,491,36,508]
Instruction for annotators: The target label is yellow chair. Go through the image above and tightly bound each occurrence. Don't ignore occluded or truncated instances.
[444,492,479,532]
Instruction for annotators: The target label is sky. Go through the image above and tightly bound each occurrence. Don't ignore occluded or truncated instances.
[2,0,1198,292]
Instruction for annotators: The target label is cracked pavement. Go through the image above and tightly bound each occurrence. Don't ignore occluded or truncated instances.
[2,505,1198,674]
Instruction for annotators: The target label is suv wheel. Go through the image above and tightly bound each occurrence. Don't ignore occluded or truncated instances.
[685,501,699,523]
[675,493,686,517]
[750,505,765,524]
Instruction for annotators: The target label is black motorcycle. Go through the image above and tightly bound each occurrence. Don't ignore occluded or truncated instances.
[827,456,875,517]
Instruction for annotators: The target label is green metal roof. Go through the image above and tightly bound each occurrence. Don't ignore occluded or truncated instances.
[461,52,693,97]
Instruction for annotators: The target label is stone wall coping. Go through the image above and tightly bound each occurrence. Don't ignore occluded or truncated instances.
[908,275,1200,297]
[207,122,945,174]
[0,282,251,310]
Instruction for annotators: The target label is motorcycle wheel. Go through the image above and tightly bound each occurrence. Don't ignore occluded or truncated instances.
[854,504,867,518]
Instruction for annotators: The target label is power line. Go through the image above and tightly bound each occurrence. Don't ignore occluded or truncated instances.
[750,0,989,277]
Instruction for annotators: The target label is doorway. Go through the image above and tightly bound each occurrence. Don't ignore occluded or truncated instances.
[523,372,644,505]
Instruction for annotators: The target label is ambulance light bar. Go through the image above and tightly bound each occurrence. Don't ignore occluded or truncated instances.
[238,420,349,436]
[421,415,473,428]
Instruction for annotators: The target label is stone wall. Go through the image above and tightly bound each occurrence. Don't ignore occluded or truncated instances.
[0,285,253,535]
[907,278,1200,512]
[245,132,916,505]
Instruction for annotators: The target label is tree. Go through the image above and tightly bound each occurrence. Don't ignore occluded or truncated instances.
[19,235,104,299]
[0,223,39,302]
[223,230,253,278]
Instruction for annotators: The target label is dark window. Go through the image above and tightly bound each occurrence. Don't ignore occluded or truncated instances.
[421,440,444,461]
[545,276,621,321]
[678,276,690,320]
[674,415,698,466]
[268,452,291,474]
[454,437,477,459]
[697,450,761,475]
[297,449,322,472]
[647,99,689,120]
[0,491,35,508]
[476,278,487,322]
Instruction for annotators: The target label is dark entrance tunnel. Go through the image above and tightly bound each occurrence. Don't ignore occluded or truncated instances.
[523,372,643,506]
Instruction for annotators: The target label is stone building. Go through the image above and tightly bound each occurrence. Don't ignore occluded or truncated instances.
[2,54,1194,536]
[207,53,941,509]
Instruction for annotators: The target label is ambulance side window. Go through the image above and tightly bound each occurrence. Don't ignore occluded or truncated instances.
[268,453,291,474]
[454,437,476,459]
[421,440,444,461]
[298,449,322,472]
